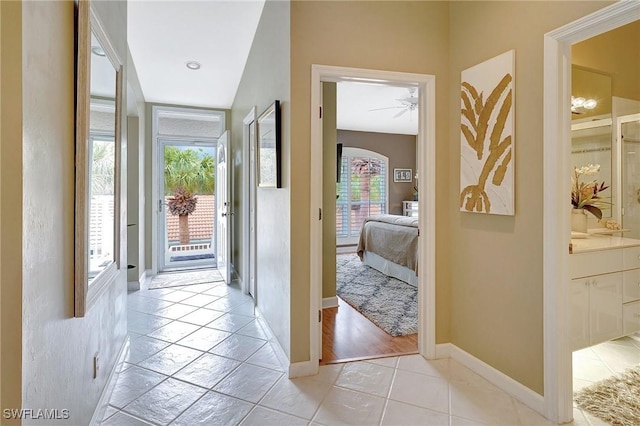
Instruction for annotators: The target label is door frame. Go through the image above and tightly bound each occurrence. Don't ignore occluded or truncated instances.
[309,65,437,367]
[156,137,217,272]
[242,107,257,297]
[542,2,640,422]
[150,105,225,275]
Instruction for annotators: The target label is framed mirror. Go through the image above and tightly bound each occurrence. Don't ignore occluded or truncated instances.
[570,66,614,222]
[75,0,123,317]
[257,100,281,188]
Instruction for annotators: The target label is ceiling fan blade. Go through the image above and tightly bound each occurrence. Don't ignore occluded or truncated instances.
[396,97,418,104]
[393,108,409,118]
[368,106,404,112]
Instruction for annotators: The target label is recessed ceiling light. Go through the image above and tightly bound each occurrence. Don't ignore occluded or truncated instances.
[186,61,201,70]
[91,46,106,57]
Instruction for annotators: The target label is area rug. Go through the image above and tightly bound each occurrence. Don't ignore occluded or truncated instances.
[148,269,224,290]
[336,253,417,336]
[574,365,640,426]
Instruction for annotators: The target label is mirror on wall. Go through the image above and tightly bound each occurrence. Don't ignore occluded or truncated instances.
[571,66,614,222]
[75,0,122,317]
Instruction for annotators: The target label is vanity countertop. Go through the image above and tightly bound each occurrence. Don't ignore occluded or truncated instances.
[571,234,640,254]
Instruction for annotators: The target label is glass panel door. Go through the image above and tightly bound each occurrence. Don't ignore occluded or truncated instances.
[159,139,216,271]
[621,116,640,239]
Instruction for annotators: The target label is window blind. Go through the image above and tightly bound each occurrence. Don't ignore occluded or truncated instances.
[336,150,387,239]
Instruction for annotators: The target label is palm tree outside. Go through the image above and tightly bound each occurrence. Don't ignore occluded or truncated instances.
[164,146,215,245]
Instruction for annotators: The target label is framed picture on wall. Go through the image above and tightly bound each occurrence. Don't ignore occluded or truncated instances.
[257,100,281,188]
[394,168,413,183]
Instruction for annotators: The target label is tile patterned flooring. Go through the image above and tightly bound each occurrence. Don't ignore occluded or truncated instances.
[572,334,640,426]
[100,274,637,425]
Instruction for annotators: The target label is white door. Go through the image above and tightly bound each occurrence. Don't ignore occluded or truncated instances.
[216,131,232,284]
[249,122,257,298]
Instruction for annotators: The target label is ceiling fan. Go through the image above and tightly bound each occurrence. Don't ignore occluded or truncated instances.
[369,87,419,118]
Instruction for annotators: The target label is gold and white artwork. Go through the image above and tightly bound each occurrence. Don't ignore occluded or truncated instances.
[460,50,515,215]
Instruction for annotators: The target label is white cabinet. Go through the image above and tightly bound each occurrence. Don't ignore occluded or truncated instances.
[403,201,418,218]
[589,273,623,344]
[570,241,640,351]
[570,273,623,351]
[623,301,640,335]
[570,278,590,350]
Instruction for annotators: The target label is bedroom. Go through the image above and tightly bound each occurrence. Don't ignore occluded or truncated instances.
[321,80,421,364]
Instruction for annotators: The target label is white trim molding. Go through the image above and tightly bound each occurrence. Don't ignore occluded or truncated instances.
[322,296,339,309]
[242,107,257,296]
[435,343,452,359]
[448,344,545,416]
[543,2,640,423]
[309,65,438,374]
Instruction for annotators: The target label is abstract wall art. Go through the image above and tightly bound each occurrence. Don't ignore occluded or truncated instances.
[460,50,515,215]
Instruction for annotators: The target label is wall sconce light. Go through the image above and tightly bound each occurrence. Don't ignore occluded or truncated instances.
[571,96,598,113]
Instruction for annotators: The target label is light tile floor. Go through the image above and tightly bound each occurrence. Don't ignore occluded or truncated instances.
[100,275,626,425]
[572,334,640,425]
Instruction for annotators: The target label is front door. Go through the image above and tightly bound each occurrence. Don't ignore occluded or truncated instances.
[216,131,232,284]
[158,139,216,272]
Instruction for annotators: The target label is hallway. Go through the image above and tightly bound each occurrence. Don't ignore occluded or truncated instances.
[100,276,574,425]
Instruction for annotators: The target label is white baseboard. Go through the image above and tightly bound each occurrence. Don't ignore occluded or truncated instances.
[447,344,545,416]
[254,307,290,373]
[322,296,338,309]
[90,335,130,426]
[435,342,452,359]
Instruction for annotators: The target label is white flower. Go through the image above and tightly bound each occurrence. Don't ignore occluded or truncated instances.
[575,164,600,176]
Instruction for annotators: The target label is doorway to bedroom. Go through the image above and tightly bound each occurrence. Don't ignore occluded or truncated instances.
[312,68,436,365]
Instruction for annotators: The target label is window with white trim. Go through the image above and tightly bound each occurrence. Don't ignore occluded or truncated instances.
[336,147,388,244]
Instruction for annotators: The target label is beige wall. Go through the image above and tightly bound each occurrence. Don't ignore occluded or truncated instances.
[0,0,22,419]
[573,20,640,101]
[448,0,613,395]
[290,0,451,363]
[338,130,417,215]
[290,0,614,392]
[231,0,292,356]
[20,1,128,422]
[322,83,337,300]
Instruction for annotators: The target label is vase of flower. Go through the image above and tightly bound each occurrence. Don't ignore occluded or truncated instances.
[570,164,610,233]
[571,208,588,233]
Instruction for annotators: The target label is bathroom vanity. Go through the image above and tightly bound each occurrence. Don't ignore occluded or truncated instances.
[570,235,640,350]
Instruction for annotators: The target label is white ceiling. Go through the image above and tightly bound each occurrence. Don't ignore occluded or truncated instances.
[127,2,417,135]
[337,82,419,136]
[127,0,265,109]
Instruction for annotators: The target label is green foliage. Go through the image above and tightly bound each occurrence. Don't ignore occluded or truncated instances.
[164,146,215,196]
[91,139,115,196]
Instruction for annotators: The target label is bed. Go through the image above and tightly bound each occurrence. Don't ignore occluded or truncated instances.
[356,214,419,287]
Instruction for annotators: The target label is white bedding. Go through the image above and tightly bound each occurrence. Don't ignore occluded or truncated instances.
[357,214,419,286]
[363,251,418,287]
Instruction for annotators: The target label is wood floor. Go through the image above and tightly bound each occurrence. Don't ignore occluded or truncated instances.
[320,297,418,365]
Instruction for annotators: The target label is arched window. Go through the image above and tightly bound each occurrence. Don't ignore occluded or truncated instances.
[336,147,389,244]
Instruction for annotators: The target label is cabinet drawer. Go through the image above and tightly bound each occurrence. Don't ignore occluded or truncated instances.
[623,246,640,271]
[571,249,623,278]
[623,300,640,335]
[623,269,640,303]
